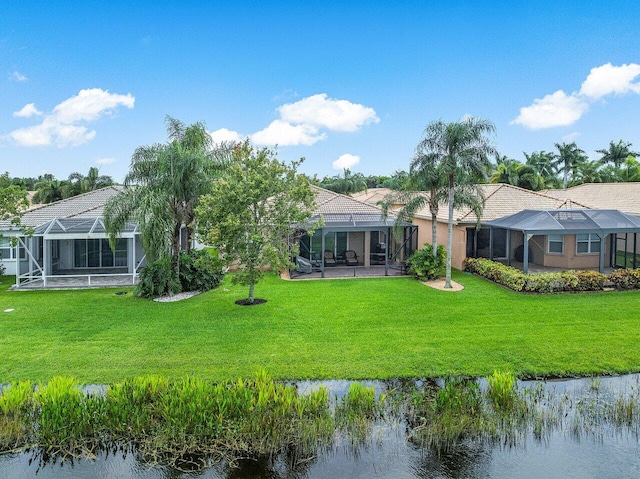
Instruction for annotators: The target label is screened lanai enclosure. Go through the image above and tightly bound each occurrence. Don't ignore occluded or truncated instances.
[292,212,418,279]
[13,217,145,289]
[474,209,640,273]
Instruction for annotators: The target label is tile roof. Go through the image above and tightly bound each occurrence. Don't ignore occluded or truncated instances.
[1,186,124,229]
[354,184,590,224]
[542,183,640,216]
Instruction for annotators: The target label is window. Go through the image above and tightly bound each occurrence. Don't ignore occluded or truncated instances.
[0,237,13,260]
[548,235,563,254]
[74,238,128,268]
[577,234,600,254]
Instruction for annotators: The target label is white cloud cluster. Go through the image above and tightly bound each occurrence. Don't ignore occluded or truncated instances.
[580,63,640,99]
[209,127,243,144]
[212,94,379,148]
[13,103,42,118]
[10,71,28,82]
[8,88,135,147]
[512,63,640,130]
[332,153,361,170]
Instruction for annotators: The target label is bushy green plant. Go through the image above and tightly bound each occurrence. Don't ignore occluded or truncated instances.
[407,244,445,280]
[435,377,483,415]
[0,381,33,417]
[608,268,640,290]
[135,256,182,298]
[487,371,516,410]
[178,249,225,292]
[464,257,608,293]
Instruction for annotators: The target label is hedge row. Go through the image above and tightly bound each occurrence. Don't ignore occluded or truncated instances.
[463,257,640,293]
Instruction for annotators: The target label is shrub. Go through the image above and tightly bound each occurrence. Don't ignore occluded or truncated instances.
[464,257,607,293]
[567,270,606,291]
[407,244,446,280]
[178,249,225,292]
[608,268,640,290]
[135,257,181,298]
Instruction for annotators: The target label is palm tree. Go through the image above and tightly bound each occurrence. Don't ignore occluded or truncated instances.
[552,142,588,189]
[32,177,66,204]
[489,157,520,186]
[571,160,603,185]
[104,116,226,281]
[322,169,368,195]
[596,140,640,168]
[419,118,495,288]
[524,151,558,187]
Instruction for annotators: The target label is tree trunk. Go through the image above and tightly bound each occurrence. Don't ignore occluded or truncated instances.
[431,213,438,258]
[248,283,255,304]
[172,223,181,275]
[445,176,454,289]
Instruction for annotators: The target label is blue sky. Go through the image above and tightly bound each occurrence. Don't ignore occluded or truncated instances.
[2,1,640,182]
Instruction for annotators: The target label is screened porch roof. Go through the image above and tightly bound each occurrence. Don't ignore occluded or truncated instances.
[484,209,640,235]
[306,212,412,231]
[33,217,138,236]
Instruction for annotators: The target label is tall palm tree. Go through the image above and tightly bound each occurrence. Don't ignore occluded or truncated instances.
[419,118,495,288]
[552,142,587,189]
[596,140,640,168]
[104,116,226,279]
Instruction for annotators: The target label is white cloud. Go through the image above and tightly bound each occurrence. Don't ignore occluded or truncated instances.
[212,93,377,147]
[251,120,326,146]
[332,153,361,170]
[210,128,243,144]
[278,93,379,132]
[513,63,640,130]
[10,71,28,82]
[580,63,640,100]
[561,131,581,142]
[511,90,589,130]
[8,88,135,147]
[96,157,117,165]
[13,103,42,118]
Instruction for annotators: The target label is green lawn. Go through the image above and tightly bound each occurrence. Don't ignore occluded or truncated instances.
[0,271,639,383]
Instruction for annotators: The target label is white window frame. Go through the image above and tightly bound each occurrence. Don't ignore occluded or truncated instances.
[576,233,600,254]
[547,234,564,254]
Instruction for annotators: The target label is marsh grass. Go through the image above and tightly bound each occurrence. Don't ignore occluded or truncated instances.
[1,373,640,469]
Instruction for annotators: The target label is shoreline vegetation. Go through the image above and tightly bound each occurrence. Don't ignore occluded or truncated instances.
[0,372,639,470]
[1,271,640,383]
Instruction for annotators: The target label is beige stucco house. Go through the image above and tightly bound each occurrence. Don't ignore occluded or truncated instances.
[354,183,640,273]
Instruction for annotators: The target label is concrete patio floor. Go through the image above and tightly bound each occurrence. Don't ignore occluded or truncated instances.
[11,274,138,290]
[287,263,409,280]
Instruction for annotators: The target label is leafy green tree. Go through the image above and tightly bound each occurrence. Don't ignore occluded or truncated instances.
[552,142,587,189]
[104,116,225,288]
[419,118,495,288]
[617,155,640,182]
[0,173,29,228]
[596,140,640,168]
[196,141,316,304]
[380,170,410,190]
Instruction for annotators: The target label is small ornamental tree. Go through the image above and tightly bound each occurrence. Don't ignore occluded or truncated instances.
[196,141,316,304]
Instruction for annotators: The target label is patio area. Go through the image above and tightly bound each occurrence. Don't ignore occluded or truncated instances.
[287,263,409,280]
[11,272,138,290]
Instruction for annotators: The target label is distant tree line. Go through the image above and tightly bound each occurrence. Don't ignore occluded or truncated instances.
[488,140,640,190]
[7,167,115,204]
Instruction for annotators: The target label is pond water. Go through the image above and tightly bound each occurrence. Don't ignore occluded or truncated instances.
[1,375,639,479]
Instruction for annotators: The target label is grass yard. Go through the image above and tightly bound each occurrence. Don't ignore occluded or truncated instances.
[0,271,639,383]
